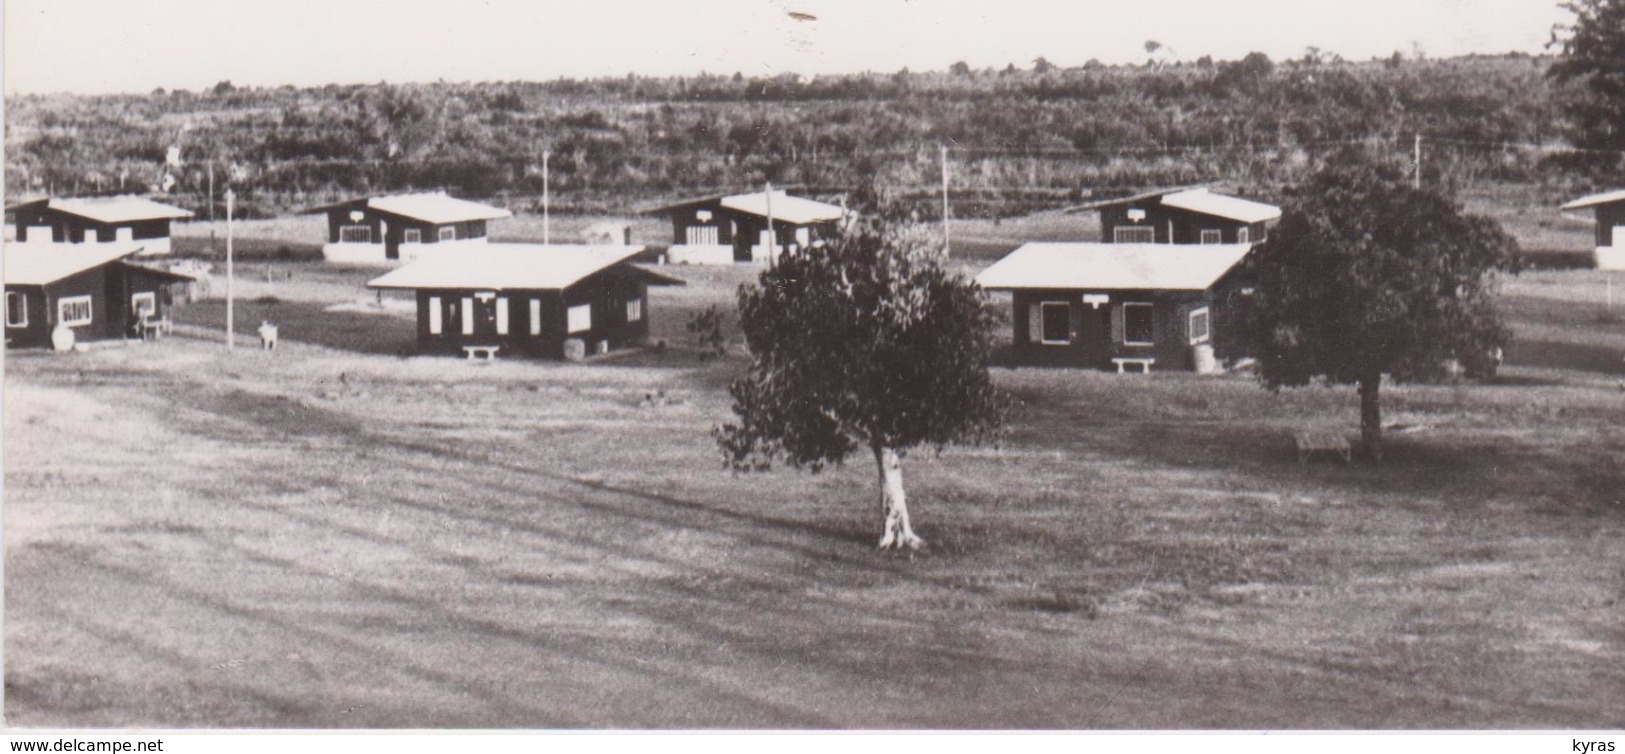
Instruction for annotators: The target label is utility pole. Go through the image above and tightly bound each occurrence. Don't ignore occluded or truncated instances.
[1413,134,1422,190]
[542,151,551,245]
[208,163,216,222]
[764,181,777,266]
[940,144,951,255]
[225,188,235,350]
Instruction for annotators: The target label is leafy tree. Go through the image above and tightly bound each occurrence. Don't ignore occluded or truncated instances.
[1548,0,1625,150]
[1032,56,1056,74]
[949,60,973,77]
[1241,154,1519,462]
[716,201,1008,550]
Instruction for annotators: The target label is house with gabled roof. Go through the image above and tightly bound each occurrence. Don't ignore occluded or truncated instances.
[305,192,513,265]
[978,186,1279,373]
[1560,189,1625,271]
[4,241,196,349]
[6,195,193,256]
[366,245,684,359]
[1066,186,1281,245]
[643,189,847,264]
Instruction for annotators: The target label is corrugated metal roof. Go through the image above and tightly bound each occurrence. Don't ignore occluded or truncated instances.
[365,244,682,291]
[7,196,194,223]
[1561,189,1625,211]
[3,242,148,285]
[719,191,846,224]
[1063,185,1206,214]
[643,190,847,225]
[976,242,1254,292]
[366,193,514,224]
[1159,189,1282,223]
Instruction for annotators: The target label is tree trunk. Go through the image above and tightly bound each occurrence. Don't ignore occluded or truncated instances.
[1359,373,1383,464]
[873,445,925,550]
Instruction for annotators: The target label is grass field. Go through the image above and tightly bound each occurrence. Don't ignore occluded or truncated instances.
[5,204,1625,729]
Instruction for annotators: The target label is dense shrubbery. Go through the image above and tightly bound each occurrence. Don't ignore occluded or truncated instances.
[3,54,1606,218]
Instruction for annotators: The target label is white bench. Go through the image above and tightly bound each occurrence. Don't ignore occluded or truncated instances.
[1111,357,1156,373]
[1295,431,1352,465]
[462,344,500,362]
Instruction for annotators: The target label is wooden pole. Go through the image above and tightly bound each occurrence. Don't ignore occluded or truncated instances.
[542,151,551,246]
[940,143,951,255]
[208,164,216,222]
[225,188,235,350]
[764,181,775,267]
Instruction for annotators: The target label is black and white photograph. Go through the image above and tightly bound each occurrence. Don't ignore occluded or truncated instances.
[2,0,1623,735]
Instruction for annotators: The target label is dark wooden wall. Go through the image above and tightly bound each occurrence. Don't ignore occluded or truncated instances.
[408,267,652,359]
[1098,202,1264,245]
[12,207,172,244]
[1008,288,1212,371]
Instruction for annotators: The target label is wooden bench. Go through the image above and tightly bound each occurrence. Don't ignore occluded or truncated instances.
[1111,357,1156,374]
[462,345,500,362]
[1295,431,1352,465]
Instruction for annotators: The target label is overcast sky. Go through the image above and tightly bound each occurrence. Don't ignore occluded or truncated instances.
[4,0,1571,95]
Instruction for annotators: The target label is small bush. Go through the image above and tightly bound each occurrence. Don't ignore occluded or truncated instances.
[686,305,729,360]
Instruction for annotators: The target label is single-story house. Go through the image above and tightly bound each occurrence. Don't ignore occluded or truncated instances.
[643,190,847,264]
[1066,186,1280,245]
[4,241,196,349]
[1560,189,1625,271]
[6,195,194,256]
[976,242,1256,372]
[306,192,513,265]
[365,244,684,359]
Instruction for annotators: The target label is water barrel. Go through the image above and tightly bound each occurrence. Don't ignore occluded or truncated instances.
[1192,343,1219,374]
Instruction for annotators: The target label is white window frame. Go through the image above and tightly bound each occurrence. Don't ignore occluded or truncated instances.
[439,226,458,242]
[6,291,28,328]
[685,225,719,246]
[1114,226,1155,244]
[461,297,475,335]
[403,228,422,244]
[625,298,643,323]
[131,291,157,319]
[567,304,592,334]
[428,296,443,334]
[339,224,371,243]
[495,297,510,335]
[529,298,542,336]
[1236,227,1250,244]
[59,295,93,327]
[1188,307,1211,345]
[1200,229,1223,245]
[1038,301,1071,345]
[1122,302,1155,346]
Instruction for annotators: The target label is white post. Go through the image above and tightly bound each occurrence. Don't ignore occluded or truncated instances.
[542,151,551,246]
[226,188,235,350]
[941,143,951,255]
[1413,134,1422,190]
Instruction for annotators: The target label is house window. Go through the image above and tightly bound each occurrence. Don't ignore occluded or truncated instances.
[403,228,422,244]
[495,298,510,335]
[1188,307,1211,344]
[1259,225,1269,242]
[59,295,93,327]
[131,291,157,319]
[439,227,458,242]
[1123,302,1154,346]
[6,292,27,328]
[1039,301,1070,345]
[529,298,542,335]
[567,304,592,333]
[1200,229,1223,245]
[339,225,371,243]
[461,297,475,335]
[428,296,443,334]
[626,298,643,323]
[1236,227,1250,244]
[686,225,719,245]
[1114,226,1155,243]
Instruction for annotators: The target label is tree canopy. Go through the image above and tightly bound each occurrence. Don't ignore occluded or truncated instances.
[1240,154,1520,461]
[716,203,1007,549]
[1549,0,1625,151]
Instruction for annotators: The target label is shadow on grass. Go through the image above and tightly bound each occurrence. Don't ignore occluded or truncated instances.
[175,299,415,356]
[1506,338,1625,376]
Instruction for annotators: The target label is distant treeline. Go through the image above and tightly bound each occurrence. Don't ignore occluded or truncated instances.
[5,53,1615,219]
